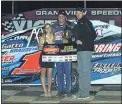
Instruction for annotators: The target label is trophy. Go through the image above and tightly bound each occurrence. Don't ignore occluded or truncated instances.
[63,22,75,43]
[63,30,73,39]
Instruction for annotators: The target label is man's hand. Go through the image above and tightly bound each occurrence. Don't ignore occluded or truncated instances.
[63,38,68,43]
[76,40,82,45]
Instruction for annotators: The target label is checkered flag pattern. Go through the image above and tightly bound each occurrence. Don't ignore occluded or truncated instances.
[2,14,25,32]
[2,21,15,32]
[12,14,25,21]
[2,85,121,103]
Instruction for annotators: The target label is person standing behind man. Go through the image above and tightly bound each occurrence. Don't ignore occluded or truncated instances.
[52,10,74,97]
[72,7,97,99]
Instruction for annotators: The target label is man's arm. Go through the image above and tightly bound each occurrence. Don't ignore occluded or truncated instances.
[84,18,97,40]
[62,38,69,43]
[89,21,97,40]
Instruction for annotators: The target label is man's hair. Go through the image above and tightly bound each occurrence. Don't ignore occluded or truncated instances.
[58,10,67,16]
[76,7,85,13]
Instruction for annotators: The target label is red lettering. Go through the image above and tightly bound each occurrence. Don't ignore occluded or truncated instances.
[94,43,121,53]
[113,43,121,52]
[102,44,109,52]
[96,44,105,53]
[94,45,99,52]
[2,56,15,62]
[11,52,41,75]
[9,56,15,62]
[96,28,103,36]
[105,44,116,52]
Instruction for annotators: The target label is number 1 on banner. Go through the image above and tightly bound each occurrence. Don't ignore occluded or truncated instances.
[11,52,41,75]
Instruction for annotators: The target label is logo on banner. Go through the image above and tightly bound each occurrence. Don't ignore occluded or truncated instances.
[92,63,122,74]
[11,52,41,75]
[94,43,121,53]
[2,13,45,32]
[10,47,38,53]
[2,43,24,49]
[91,10,122,16]
[2,56,15,63]
[5,79,12,83]
[43,45,59,54]
[2,40,25,49]
[95,25,109,37]
[2,67,9,71]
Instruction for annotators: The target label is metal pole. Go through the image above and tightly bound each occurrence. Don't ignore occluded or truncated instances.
[12,1,14,14]
[84,0,86,9]
[84,0,87,15]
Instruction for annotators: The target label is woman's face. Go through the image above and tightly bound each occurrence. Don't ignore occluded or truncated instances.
[45,25,52,33]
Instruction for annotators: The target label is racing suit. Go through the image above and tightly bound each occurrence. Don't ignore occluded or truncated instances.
[52,21,74,94]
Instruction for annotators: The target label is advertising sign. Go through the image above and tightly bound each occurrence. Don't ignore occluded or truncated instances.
[1,8,121,85]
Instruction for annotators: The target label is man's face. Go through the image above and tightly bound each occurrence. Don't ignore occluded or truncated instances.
[58,14,66,24]
[75,11,84,20]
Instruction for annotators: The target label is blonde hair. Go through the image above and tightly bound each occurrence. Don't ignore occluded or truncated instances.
[41,23,55,44]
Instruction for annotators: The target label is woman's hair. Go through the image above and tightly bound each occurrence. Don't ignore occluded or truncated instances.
[43,23,53,34]
[42,23,55,44]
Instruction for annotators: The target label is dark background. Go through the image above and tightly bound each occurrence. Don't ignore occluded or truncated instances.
[1,1,84,15]
[1,1,122,15]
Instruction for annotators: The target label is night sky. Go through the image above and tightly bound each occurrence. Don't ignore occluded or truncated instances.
[1,1,84,14]
[1,1,122,14]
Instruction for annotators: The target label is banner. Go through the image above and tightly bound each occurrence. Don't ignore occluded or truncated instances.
[1,8,121,85]
[42,43,77,62]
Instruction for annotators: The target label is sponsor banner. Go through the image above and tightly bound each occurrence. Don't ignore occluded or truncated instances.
[2,34,31,42]
[42,43,121,62]
[92,52,121,59]
[9,47,38,53]
[1,67,9,71]
[4,79,13,83]
[42,55,77,62]
[89,9,122,16]
[2,56,15,63]
[10,52,41,75]
[91,63,122,74]
[2,40,26,49]
[94,43,121,53]
[1,8,121,34]
[1,8,121,84]
[92,42,121,59]
[42,43,77,55]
